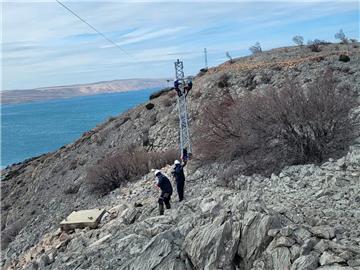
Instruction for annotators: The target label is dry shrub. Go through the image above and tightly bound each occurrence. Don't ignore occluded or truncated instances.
[217,73,230,88]
[195,70,357,176]
[193,91,202,99]
[86,147,178,196]
[161,95,173,107]
[1,219,24,250]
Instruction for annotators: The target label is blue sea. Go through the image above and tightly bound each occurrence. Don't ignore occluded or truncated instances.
[1,88,158,168]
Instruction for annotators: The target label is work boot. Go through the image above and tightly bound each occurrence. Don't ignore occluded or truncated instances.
[159,204,164,215]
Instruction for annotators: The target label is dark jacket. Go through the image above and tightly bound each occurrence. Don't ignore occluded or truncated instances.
[157,174,173,193]
[172,164,185,183]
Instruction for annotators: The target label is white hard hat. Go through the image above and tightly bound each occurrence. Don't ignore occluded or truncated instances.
[174,160,181,165]
[154,170,161,176]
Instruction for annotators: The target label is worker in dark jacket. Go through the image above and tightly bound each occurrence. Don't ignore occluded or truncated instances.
[154,170,173,215]
[171,160,186,202]
[174,79,182,97]
[184,79,193,97]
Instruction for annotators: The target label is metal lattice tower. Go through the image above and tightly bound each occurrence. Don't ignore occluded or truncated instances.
[174,59,192,158]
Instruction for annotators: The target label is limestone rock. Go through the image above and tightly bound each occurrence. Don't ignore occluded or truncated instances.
[319,251,345,266]
[291,254,319,270]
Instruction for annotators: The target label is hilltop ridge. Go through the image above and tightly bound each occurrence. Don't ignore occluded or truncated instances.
[1,78,169,105]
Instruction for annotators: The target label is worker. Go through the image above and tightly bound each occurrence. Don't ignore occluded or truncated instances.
[154,170,173,215]
[181,148,189,166]
[184,79,193,97]
[174,79,182,97]
[171,160,186,202]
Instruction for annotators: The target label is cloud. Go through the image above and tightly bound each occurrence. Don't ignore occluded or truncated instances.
[1,1,359,90]
[100,27,187,48]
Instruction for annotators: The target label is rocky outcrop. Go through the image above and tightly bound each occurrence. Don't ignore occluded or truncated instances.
[3,149,360,269]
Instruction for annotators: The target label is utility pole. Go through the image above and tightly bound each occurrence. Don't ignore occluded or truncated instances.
[204,48,208,69]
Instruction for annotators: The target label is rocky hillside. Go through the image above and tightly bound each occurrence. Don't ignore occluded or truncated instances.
[1,42,360,269]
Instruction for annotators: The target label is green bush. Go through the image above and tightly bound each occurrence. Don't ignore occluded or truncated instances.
[145,103,155,110]
[339,54,350,62]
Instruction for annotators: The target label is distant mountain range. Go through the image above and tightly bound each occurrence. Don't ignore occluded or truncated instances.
[1,78,169,104]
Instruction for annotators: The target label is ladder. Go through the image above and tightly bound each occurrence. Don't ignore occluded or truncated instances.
[174,59,192,159]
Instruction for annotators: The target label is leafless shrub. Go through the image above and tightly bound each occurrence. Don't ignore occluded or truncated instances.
[335,29,348,44]
[293,35,304,46]
[307,40,322,52]
[161,95,172,107]
[249,42,262,54]
[86,147,178,196]
[217,73,230,88]
[195,70,357,176]
[226,51,234,63]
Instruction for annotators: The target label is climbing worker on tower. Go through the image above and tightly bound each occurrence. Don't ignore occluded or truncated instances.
[171,160,186,202]
[154,170,173,215]
[174,79,182,97]
[184,79,193,97]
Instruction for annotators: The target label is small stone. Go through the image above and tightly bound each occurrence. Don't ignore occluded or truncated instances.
[291,253,319,270]
[38,254,51,267]
[301,238,318,255]
[294,227,312,244]
[311,226,336,239]
[280,227,293,237]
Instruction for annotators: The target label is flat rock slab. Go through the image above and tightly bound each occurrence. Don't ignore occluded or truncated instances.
[60,209,106,231]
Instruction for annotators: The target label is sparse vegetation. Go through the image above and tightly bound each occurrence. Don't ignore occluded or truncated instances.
[249,42,262,54]
[292,35,304,46]
[195,70,357,176]
[86,146,178,196]
[1,219,25,250]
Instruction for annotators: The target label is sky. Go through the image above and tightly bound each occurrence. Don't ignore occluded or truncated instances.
[1,1,359,90]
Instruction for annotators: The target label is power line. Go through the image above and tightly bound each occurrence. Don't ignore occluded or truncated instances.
[55,0,137,61]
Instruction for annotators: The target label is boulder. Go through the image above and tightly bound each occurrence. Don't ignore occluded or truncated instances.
[185,218,241,269]
[237,212,283,269]
[319,251,345,266]
[290,253,319,270]
[271,247,292,270]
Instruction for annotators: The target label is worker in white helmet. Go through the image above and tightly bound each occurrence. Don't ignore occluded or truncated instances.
[171,160,186,202]
[154,170,173,215]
